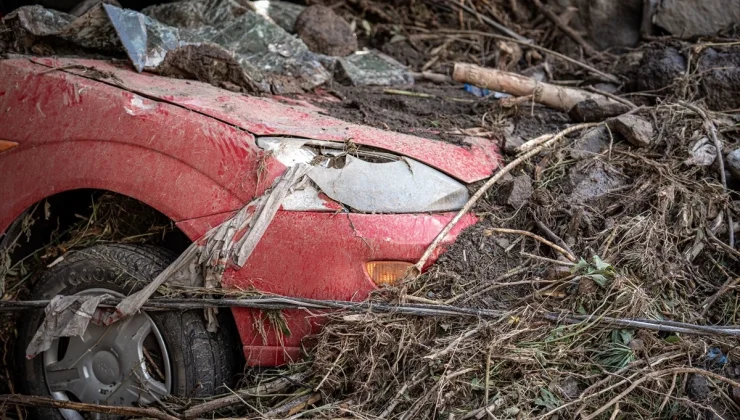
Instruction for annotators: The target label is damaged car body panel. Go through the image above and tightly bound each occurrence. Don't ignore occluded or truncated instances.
[27,57,502,184]
[0,57,499,366]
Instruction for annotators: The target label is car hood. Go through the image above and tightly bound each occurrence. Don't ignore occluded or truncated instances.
[31,58,501,183]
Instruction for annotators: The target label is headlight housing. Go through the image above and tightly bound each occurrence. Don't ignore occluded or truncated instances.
[257,137,469,213]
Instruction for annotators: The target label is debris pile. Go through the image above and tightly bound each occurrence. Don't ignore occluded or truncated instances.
[2,0,740,419]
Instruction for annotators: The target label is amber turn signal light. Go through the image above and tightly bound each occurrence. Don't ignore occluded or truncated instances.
[365,261,414,286]
[0,140,18,154]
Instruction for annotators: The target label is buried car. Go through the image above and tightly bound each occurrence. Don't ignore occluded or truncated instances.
[0,57,500,416]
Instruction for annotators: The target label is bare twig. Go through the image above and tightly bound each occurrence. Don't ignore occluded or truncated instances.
[262,391,321,418]
[531,0,599,57]
[582,367,740,420]
[182,372,310,418]
[699,277,740,319]
[679,101,733,247]
[427,29,620,83]
[448,1,532,43]
[0,395,178,420]
[485,228,576,262]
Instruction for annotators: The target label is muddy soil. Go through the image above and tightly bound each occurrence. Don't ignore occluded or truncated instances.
[317,83,494,143]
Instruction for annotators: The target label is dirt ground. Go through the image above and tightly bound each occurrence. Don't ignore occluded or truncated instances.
[2,0,740,419]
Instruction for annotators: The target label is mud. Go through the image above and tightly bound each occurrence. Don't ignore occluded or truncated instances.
[698,46,740,111]
[316,83,497,143]
[156,43,260,93]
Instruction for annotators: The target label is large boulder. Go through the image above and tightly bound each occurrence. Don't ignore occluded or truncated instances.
[655,0,740,37]
[294,5,357,57]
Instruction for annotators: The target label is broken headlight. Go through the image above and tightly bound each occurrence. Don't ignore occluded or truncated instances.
[257,137,470,213]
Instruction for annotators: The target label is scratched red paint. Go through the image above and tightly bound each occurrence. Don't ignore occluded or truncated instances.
[0,58,501,366]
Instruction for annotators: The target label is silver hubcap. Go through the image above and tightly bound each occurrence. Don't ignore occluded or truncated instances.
[42,289,171,419]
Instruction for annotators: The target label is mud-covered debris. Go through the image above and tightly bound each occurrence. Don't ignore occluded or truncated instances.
[726,148,740,180]
[569,98,631,122]
[294,5,357,57]
[698,47,740,111]
[551,376,581,400]
[335,50,413,86]
[685,137,717,167]
[156,43,260,93]
[498,173,533,208]
[568,160,628,203]
[687,373,711,401]
[607,114,654,148]
[654,0,740,37]
[251,0,305,33]
[575,0,643,49]
[631,46,686,93]
[733,387,740,405]
[570,125,610,159]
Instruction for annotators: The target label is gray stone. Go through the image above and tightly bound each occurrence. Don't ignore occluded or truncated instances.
[687,374,710,401]
[655,0,740,38]
[726,149,740,180]
[570,126,609,160]
[498,174,533,208]
[569,161,627,203]
[607,115,654,148]
[294,5,357,57]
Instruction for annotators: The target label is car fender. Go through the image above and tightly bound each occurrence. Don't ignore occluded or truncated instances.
[0,59,285,237]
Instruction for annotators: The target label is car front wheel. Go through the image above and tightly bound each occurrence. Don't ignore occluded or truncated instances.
[16,244,242,419]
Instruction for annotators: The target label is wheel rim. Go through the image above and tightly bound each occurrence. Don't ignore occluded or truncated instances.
[42,288,171,419]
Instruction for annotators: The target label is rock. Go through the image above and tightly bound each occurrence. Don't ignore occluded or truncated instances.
[570,126,609,160]
[551,377,581,400]
[607,115,654,148]
[633,47,687,92]
[687,374,711,401]
[726,149,740,180]
[293,5,357,57]
[698,47,740,111]
[568,161,627,203]
[569,99,631,122]
[498,174,533,208]
[503,133,525,154]
[655,0,740,38]
[572,0,643,49]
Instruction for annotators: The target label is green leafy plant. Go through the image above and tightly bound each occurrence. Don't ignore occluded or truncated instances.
[572,255,615,287]
[535,388,561,411]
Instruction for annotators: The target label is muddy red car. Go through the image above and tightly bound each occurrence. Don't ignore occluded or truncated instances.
[0,57,500,416]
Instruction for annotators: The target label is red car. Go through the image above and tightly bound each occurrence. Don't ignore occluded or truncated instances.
[0,57,500,416]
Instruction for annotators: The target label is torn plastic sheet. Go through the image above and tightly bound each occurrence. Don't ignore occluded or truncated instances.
[26,294,110,358]
[26,164,310,358]
[142,0,330,90]
[335,50,414,86]
[251,0,305,33]
[3,1,330,91]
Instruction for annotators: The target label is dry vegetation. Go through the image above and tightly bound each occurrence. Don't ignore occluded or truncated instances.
[3,0,740,418]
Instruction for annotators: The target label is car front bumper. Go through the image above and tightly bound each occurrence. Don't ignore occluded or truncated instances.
[179,210,476,366]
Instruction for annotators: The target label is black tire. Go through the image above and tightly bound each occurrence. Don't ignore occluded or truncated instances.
[16,244,244,419]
